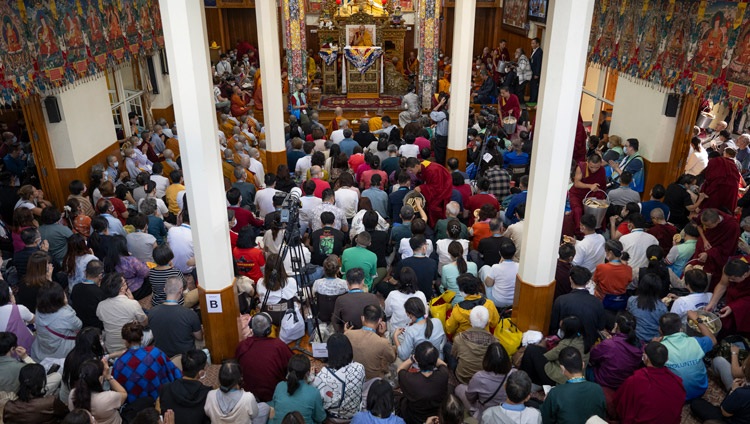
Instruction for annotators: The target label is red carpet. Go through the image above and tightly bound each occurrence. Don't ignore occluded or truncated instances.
[319,95,402,111]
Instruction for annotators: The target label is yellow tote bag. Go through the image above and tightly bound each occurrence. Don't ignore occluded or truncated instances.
[494,318,523,356]
[429,290,456,328]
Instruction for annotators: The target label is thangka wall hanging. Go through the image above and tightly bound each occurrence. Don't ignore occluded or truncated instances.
[0,0,165,106]
[588,0,750,110]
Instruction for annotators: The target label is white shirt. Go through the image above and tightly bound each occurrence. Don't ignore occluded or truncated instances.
[167,224,194,274]
[398,144,420,159]
[282,245,311,275]
[671,292,713,320]
[150,174,170,198]
[571,233,606,272]
[248,157,265,187]
[384,290,428,331]
[255,188,280,219]
[0,304,33,332]
[399,238,434,260]
[216,60,232,75]
[488,260,519,307]
[620,229,659,269]
[349,209,389,241]
[300,196,323,233]
[685,147,709,176]
[138,197,169,216]
[435,239,470,273]
[256,277,299,305]
[330,129,345,145]
[295,155,313,181]
[335,188,360,219]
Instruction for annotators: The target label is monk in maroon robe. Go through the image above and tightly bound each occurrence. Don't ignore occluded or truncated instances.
[568,153,607,237]
[701,155,741,212]
[691,208,740,289]
[407,157,452,227]
[707,258,750,337]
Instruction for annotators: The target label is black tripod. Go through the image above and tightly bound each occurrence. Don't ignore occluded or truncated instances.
[275,192,322,356]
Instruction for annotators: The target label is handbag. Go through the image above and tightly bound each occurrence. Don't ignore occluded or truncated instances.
[5,305,33,351]
[494,318,522,356]
[429,290,456,328]
[279,302,305,343]
[602,293,629,311]
[709,335,750,364]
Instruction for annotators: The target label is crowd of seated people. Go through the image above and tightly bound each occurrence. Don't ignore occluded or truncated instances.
[0,42,748,424]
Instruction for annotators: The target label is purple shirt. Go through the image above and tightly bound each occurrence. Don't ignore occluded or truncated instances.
[589,333,643,389]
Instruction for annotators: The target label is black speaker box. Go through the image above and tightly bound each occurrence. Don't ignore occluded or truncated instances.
[665,93,680,117]
[44,96,62,123]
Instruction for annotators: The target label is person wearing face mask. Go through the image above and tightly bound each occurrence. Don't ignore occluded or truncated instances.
[520,316,588,387]
[122,147,140,180]
[608,138,644,193]
[157,349,212,424]
[290,83,308,121]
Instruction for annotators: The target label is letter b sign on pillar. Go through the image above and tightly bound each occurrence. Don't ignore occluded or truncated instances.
[206,294,223,313]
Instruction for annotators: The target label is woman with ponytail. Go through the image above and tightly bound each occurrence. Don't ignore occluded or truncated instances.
[587,310,643,390]
[385,267,428,332]
[269,354,326,424]
[441,241,478,305]
[634,244,671,298]
[436,219,470,273]
[69,359,127,424]
[393,297,446,361]
[205,359,270,424]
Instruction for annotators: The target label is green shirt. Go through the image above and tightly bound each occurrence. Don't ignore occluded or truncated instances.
[341,246,378,290]
[434,218,469,240]
[541,379,606,424]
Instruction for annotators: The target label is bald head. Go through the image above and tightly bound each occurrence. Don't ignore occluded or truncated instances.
[163,149,174,160]
[650,208,665,223]
[335,107,343,117]
[224,148,233,160]
[310,165,322,179]
[717,121,728,131]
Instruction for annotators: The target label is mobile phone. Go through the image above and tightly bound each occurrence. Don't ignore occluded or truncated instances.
[47,364,60,375]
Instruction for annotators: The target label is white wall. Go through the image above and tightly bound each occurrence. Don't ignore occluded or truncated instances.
[151,51,174,110]
[44,75,117,169]
[609,78,677,163]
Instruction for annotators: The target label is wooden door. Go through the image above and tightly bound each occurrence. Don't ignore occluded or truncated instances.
[666,94,700,185]
[21,97,66,209]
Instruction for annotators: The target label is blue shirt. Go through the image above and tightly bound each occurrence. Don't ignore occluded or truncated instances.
[640,200,670,224]
[388,188,409,224]
[362,187,389,219]
[3,155,25,178]
[662,332,713,400]
[626,296,668,343]
[101,213,126,236]
[269,381,326,424]
[340,138,359,158]
[503,150,530,167]
[505,191,528,224]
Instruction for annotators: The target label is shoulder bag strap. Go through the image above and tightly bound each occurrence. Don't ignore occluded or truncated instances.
[480,372,510,406]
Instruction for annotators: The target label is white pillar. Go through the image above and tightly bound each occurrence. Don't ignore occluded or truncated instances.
[158,1,234,290]
[518,0,595,284]
[446,0,476,160]
[255,1,286,166]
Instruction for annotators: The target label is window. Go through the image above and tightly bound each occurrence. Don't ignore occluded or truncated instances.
[104,61,146,140]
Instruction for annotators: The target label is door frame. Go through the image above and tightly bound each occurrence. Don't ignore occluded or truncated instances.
[21,97,66,209]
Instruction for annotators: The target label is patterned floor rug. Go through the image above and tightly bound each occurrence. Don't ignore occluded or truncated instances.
[319,94,402,111]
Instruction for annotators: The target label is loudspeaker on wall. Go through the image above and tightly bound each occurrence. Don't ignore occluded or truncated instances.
[665,94,680,117]
[44,96,62,123]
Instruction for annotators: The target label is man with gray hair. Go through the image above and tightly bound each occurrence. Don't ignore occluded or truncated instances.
[235,310,294,402]
[434,201,468,240]
[736,133,750,173]
[247,147,265,188]
[232,165,256,209]
[150,124,166,154]
[330,119,350,144]
[147,276,203,358]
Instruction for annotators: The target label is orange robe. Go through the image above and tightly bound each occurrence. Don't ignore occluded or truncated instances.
[253,74,264,112]
[231,94,251,117]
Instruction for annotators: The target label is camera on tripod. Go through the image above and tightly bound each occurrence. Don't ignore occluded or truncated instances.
[479,105,499,123]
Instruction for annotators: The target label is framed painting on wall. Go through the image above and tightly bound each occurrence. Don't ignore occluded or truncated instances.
[528,0,547,23]
[502,0,530,35]
[307,0,322,13]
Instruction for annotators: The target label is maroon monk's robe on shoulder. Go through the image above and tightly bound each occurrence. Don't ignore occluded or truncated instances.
[724,256,750,336]
[691,210,740,289]
[614,366,686,424]
[418,161,453,227]
[568,161,607,235]
[573,113,588,164]
[701,156,741,212]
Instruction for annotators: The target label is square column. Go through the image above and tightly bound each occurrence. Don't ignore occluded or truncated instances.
[512,0,596,332]
[445,0,476,170]
[159,0,239,362]
[256,1,288,174]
